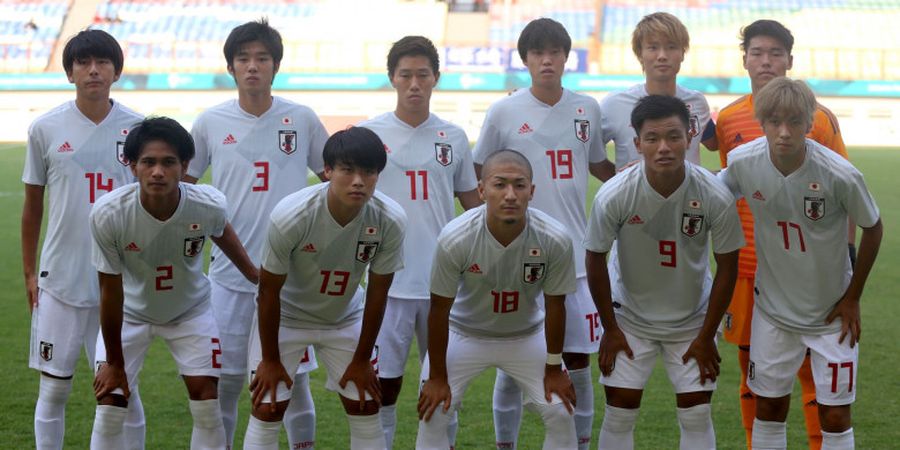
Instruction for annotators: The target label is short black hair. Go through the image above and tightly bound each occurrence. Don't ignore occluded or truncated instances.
[630,95,690,135]
[124,117,195,163]
[481,149,533,181]
[62,29,124,75]
[740,20,794,55]
[387,36,440,78]
[323,127,387,173]
[517,18,571,62]
[223,19,284,71]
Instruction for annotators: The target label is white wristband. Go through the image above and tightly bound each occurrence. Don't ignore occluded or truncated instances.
[546,353,563,366]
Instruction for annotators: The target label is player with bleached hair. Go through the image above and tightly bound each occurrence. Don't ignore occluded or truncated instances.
[21,29,147,450]
[719,77,882,450]
[359,35,480,449]
[89,117,259,449]
[585,95,743,450]
[244,127,406,450]
[185,19,326,449]
[474,18,608,449]
[417,149,578,450]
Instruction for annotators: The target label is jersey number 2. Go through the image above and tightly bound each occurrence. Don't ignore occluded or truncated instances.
[155,266,173,291]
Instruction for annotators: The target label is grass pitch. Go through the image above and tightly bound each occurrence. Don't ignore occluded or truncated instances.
[0,143,897,448]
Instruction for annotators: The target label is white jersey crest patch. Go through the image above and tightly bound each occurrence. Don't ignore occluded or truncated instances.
[279,130,298,155]
[435,142,452,166]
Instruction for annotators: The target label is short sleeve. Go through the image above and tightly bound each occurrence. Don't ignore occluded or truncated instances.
[588,100,608,163]
[709,194,745,254]
[187,116,211,179]
[598,96,614,146]
[90,209,123,275]
[841,169,880,229]
[717,166,742,200]
[260,218,296,276]
[306,113,328,175]
[472,109,503,165]
[542,234,576,296]
[368,211,407,275]
[583,187,621,254]
[452,135,478,193]
[429,238,462,299]
[22,122,48,186]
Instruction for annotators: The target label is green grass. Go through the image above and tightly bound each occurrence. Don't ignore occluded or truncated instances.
[1,143,898,448]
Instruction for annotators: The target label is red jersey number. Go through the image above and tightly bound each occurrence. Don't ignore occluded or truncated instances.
[545,149,573,179]
[85,172,113,203]
[253,161,269,192]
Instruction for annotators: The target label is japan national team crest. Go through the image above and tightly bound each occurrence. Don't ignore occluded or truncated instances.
[574,119,590,143]
[523,262,545,284]
[116,141,128,166]
[356,241,379,263]
[434,143,452,166]
[681,213,704,237]
[40,341,53,361]
[689,114,700,137]
[184,236,205,257]
[805,196,825,221]
[279,130,298,155]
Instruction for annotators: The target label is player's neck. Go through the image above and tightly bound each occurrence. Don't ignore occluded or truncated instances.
[486,215,526,247]
[139,186,181,221]
[394,107,429,128]
[238,91,274,117]
[529,85,563,106]
[326,192,364,227]
[645,78,677,96]
[645,167,685,198]
[769,145,807,176]
[74,95,113,125]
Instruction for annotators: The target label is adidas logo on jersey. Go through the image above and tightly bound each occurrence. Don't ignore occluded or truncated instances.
[301,243,317,253]
[125,242,141,252]
[222,134,237,145]
[518,123,533,134]
[57,141,73,153]
[467,263,482,274]
[752,190,766,201]
[627,215,644,225]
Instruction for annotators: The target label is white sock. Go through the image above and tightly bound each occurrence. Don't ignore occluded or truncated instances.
[492,370,522,449]
[285,373,316,449]
[676,403,715,450]
[597,405,639,450]
[822,428,854,450]
[124,388,146,450]
[535,402,577,450]
[568,367,593,450]
[189,399,226,450]
[242,416,282,450]
[380,403,397,449]
[447,409,459,449]
[415,406,452,450]
[90,404,128,450]
[217,374,244,449]
[347,413,386,450]
[35,375,72,450]
[752,418,787,450]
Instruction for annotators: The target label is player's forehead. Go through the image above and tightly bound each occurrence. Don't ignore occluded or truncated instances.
[747,35,788,53]
[236,40,271,56]
[483,163,530,182]
[395,54,434,72]
[638,115,686,136]
[137,140,180,160]
[641,33,678,48]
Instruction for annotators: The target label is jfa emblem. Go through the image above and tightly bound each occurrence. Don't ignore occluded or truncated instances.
[184,236,205,257]
[116,141,128,166]
[689,114,700,137]
[279,130,298,155]
[682,213,704,237]
[805,197,825,221]
[356,241,379,263]
[435,143,452,166]
[523,262,545,284]
[574,119,590,143]
[40,341,53,361]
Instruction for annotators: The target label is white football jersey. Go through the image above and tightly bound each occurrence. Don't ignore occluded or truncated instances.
[261,183,407,329]
[90,183,228,325]
[359,112,477,300]
[188,96,328,293]
[600,84,710,168]
[431,206,576,339]
[22,100,143,307]
[584,162,744,342]
[473,89,606,277]
[720,138,880,334]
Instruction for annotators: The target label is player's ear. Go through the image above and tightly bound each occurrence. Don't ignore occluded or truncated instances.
[433,70,440,86]
[323,165,334,181]
[226,63,235,76]
[477,180,485,201]
[528,183,535,200]
[786,54,793,71]
[633,136,642,154]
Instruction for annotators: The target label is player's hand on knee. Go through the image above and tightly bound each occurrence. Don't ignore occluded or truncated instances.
[339,358,382,412]
[93,362,130,400]
[544,366,576,414]
[249,359,292,413]
[682,337,721,385]
[598,326,633,377]
[417,378,451,421]
[826,295,861,348]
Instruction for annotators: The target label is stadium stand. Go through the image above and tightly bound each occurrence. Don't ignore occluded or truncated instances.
[0,0,69,72]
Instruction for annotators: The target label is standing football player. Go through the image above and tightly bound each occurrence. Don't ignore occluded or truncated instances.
[89,117,259,449]
[185,19,326,449]
[585,95,743,450]
[417,150,577,450]
[720,77,881,450]
[714,20,851,449]
[473,18,607,449]
[21,29,146,450]
[243,127,406,450]
[359,35,480,449]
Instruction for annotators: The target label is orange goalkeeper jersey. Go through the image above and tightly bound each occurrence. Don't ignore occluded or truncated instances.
[716,94,847,277]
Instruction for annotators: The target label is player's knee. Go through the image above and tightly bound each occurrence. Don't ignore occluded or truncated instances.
[183,375,218,401]
[251,401,289,422]
[378,376,403,405]
[818,405,851,432]
[98,393,128,408]
[604,386,643,409]
[562,352,590,370]
[38,375,73,404]
[755,396,790,422]
[676,403,712,431]
[93,404,128,435]
[189,399,223,429]
[675,390,712,409]
[340,397,380,416]
[601,405,639,433]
